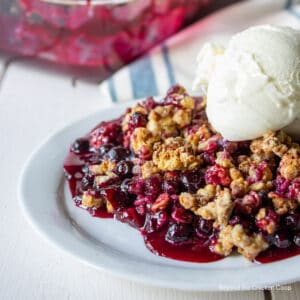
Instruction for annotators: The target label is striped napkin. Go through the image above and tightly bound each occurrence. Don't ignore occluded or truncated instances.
[99,0,300,103]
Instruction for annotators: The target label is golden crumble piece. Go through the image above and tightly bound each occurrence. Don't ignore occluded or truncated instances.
[179,193,198,211]
[249,181,272,192]
[230,177,249,197]
[237,156,252,175]
[195,202,217,220]
[231,225,269,260]
[131,127,159,155]
[268,192,298,215]
[213,225,269,260]
[196,184,217,201]
[153,137,201,171]
[179,185,217,212]
[82,191,104,208]
[215,151,234,169]
[89,160,116,175]
[256,208,277,234]
[172,109,192,128]
[141,161,160,179]
[229,168,243,180]
[187,124,212,150]
[279,148,300,180]
[250,131,291,159]
[94,172,118,186]
[215,188,234,226]
[213,225,234,256]
[180,96,195,109]
[122,104,147,132]
[147,105,177,136]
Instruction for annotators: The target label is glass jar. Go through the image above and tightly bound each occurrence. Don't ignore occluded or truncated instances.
[0,0,212,70]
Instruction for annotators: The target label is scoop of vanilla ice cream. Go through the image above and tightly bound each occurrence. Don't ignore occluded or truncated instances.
[193,25,300,141]
[193,43,225,94]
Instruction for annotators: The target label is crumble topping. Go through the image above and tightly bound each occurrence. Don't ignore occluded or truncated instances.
[147,105,179,136]
[89,160,116,175]
[172,109,192,127]
[141,161,160,179]
[213,225,269,260]
[250,131,292,159]
[82,192,104,209]
[268,192,298,215]
[186,124,212,150]
[215,188,233,226]
[180,187,233,226]
[179,184,217,212]
[279,148,300,180]
[231,226,269,260]
[131,127,159,156]
[179,192,198,211]
[256,208,278,235]
[196,202,217,220]
[238,156,252,175]
[152,137,202,171]
[180,95,196,109]
[230,177,249,197]
[213,225,234,256]
[94,172,118,186]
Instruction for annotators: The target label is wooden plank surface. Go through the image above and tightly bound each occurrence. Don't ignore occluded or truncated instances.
[271,284,300,300]
[0,55,268,300]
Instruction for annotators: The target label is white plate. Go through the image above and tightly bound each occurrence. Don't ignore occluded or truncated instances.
[19,103,300,291]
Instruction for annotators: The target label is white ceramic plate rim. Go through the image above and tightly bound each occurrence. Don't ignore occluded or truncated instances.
[19,102,300,291]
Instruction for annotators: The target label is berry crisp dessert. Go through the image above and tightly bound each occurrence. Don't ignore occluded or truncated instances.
[64,85,300,263]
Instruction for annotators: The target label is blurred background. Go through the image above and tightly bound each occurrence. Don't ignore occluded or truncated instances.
[0,0,242,82]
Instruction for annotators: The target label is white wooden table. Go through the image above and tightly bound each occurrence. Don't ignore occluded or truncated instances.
[0,52,299,300]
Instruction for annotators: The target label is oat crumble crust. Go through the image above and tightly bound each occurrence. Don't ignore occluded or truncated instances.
[72,84,300,261]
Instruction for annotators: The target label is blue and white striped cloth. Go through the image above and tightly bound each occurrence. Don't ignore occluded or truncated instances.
[99,0,300,103]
